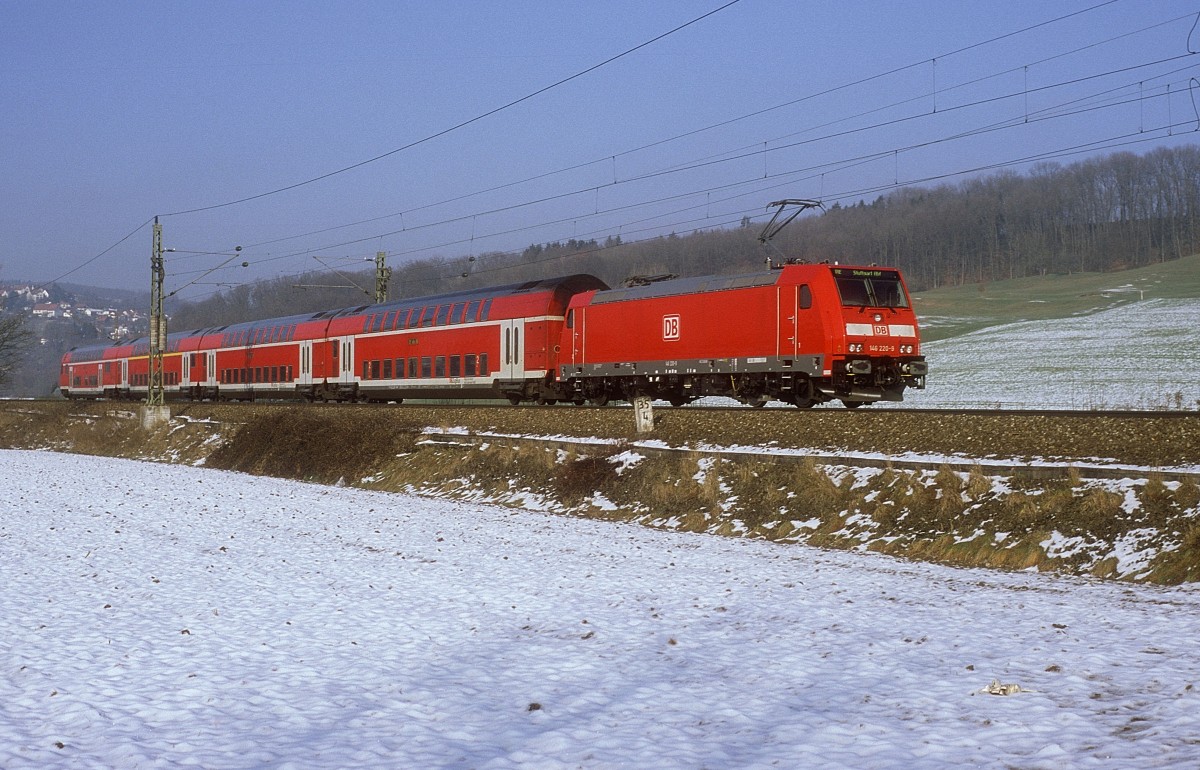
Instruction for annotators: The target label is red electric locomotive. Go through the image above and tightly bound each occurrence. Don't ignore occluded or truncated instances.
[557,263,925,408]
[60,263,925,408]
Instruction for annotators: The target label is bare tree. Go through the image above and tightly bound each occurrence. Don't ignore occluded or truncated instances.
[0,313,32,388]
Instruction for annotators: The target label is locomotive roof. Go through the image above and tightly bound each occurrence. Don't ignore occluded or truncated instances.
[590,270,779,304]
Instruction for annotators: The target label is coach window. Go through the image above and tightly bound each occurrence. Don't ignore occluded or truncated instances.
[383,359,392,379]
[420,307,434,327]
[479,353,489,376]
[408,357,418,378]
[435,305,451,326]
[394,358,404,378]
[421,357,432,378]
[480,298,493,321]
[272,366,280,382]
[451,304,465,324]
[363,361,371,379]
[373,314,386,333]
[435,356,446,377]
[370,360,381,379]
[465,300,481,322]
[465,354,476,376]
[450,355,461,377]
[799,285,812,309]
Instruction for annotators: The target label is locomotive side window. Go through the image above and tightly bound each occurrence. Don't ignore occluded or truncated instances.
[799,285,812,309]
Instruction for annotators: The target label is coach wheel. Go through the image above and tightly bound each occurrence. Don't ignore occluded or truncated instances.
[507,394,522,406]
[740,394,769,408]
[792,397,817,409]
[841,400,867,409]
[587,394,609,407]
[572,398,586,406]
[669,396,688,407]
[536,398,557,406]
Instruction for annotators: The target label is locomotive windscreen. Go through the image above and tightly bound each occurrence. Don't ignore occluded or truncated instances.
[831,268,909,309]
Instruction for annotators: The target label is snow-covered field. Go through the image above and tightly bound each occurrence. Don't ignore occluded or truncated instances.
[3,450,1199,768]
[906,298,1200,411]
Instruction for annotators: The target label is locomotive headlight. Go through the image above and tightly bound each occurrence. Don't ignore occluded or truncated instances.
[848,343,864,353]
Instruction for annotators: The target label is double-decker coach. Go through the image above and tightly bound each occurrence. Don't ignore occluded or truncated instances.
[61,274,608,403]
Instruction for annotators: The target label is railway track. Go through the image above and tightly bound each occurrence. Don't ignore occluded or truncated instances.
[5,398,1197,470]
[12,396,1198,420]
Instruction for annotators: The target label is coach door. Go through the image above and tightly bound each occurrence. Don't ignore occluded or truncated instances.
[298,340,313,386]
[207,352,217,386]
[338,336,355,384]
[181,354,191,387]
[500,320,523,379]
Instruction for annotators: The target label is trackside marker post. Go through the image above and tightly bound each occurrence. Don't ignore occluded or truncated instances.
[633,395,654,433]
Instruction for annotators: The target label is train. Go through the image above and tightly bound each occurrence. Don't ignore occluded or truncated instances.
[60,262,927,408]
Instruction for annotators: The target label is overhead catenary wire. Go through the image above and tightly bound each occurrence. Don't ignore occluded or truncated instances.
[189,60,1194,285]
[238,1,1153,255]
[157,0,742,219]
[48,1,1161,294]
[67,2,1197,307]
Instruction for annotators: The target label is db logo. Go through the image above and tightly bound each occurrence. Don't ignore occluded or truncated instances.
[663,314,680,340]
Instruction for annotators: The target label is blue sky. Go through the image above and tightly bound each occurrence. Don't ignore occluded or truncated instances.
[2,0,1198,295]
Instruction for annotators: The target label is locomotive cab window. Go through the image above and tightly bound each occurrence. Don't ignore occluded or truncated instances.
[833,270,910,309]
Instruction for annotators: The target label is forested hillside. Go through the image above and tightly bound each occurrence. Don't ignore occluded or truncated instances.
[169,145,1200,329]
